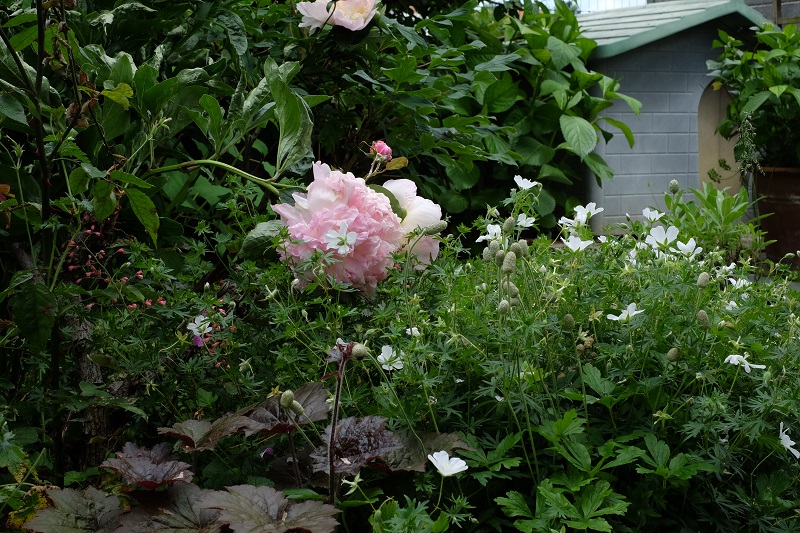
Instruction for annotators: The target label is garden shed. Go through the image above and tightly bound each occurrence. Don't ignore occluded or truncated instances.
[576,0,766,229]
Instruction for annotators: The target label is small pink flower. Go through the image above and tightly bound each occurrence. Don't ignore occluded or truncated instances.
[145,299,153,307]
[157,296,167,305]
[136,270,143,279]
[127,304,137,309]
[370,140,392,161]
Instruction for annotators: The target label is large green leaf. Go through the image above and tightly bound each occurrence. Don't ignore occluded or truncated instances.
[546,36,580,70]
[126,188,159,245]
[559,115,597,158]
[10,280,57,354]
[25,487,123,533]
[91,180,117,221]
[0,94,27,125]
[264,59,313,180]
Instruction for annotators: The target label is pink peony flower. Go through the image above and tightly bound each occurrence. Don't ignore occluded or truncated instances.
[296,0,378,33]
[370,140,392,161]
[382,179,443,268]
[273,162,404,294]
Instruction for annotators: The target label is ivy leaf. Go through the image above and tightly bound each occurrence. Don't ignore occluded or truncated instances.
[100,442,193,489]
[116,484,222,533]
[200,485,339,533]
[311,416,401,476]
[245,382,330,436]
[10,280,56,354]
[125,188,160,245]
[25,486,123,533]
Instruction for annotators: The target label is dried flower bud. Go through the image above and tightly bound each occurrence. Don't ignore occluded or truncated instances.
[502,216,515,236]
[497,299,510,315]
[666,347,679,362]
[696,309,710,330]
[495,249,506,267]
[697,272,710,289]
[424,220,447,235]
[562,313,575,330]
[279,390,294,409]
[669,179,680,194]
[502,251,517,275]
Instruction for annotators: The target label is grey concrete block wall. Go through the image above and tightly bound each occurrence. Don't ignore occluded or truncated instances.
[586,24,722,231]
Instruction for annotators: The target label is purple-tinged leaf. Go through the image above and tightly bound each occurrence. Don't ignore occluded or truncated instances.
[245,382,330,436]
[116,484,222,533]
[311,416,401,476]
[158,414,258,452]
[25,486,123,533]
[200,485,339,533]
[100,442,193,489]
[383,430,474,472]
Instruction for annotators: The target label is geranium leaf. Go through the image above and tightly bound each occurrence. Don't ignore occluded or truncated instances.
[100,442,193,489]
[200,485,339,533]
[116,484,222,533]
[25,486,123,533]
[311,416,401,476]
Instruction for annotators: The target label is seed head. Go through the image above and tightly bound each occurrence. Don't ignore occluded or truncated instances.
[279,390,295,409]
[697,272,710,289]
[497,299,510,315]
[424,220,448,235]
[696,309,710,330]
[562,313,575,330]
[494,249,506,267]
[669,179,680,194]
[502,216,515,236]
[502,251,517,275]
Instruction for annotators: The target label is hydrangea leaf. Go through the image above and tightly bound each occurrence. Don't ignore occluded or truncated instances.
[25,486,123,533]
[100,442,193,489]
[200,485,339,533]
[311,416,401,476]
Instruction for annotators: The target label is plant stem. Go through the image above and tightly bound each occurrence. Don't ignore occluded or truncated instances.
[142,159,294,196]
[327,356,347,504]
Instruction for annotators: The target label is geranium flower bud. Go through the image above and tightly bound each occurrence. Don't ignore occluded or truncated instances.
[517,239,530,257]
[669,179,680,194]
[510,242,523,258]
[696,309,710,330]
[501,280,519,297]
[495,249,506,267]
[290,400,305,417]
[502,252,517,275]
[502,216,515,236]
[280,390,295,409]
[562,313,575,330]
[697,272,710,288]
[497,299,510,315]
[424,220,448,235]
[666,347,679,362]
[370,140,392,161]
[351,343,369,360]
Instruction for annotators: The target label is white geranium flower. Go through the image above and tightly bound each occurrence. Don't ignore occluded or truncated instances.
[607,303,644,322]
[406,327,420,337]
[377,345,403,371]
[598,236,608,243]
[728,277,751,289]
[724,353,765,373]
[561,235,593,252]
[324,221,357,254]
[642,207,665,223]
[645,225,679,249]
[671,238,702,260]
[513,175,540,190]
[780,422,800,459]
[187,315,212,336]
[476,224,502,243]
[573,202,604,225]
[516,213,536,228]
[725,301,738,311]
[427,450,468,476]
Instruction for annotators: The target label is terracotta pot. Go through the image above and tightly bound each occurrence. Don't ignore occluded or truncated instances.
[755,167,800,267]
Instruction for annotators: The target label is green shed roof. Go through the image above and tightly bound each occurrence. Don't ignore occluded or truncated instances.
[577,0,767,59]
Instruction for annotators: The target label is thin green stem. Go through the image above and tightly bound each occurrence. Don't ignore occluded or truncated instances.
[142,159,292,196]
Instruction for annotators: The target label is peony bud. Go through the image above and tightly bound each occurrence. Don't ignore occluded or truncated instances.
[370,140,392,161]
[697,272,710,289]
[696,309,710,330]
[669,179,680,194]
